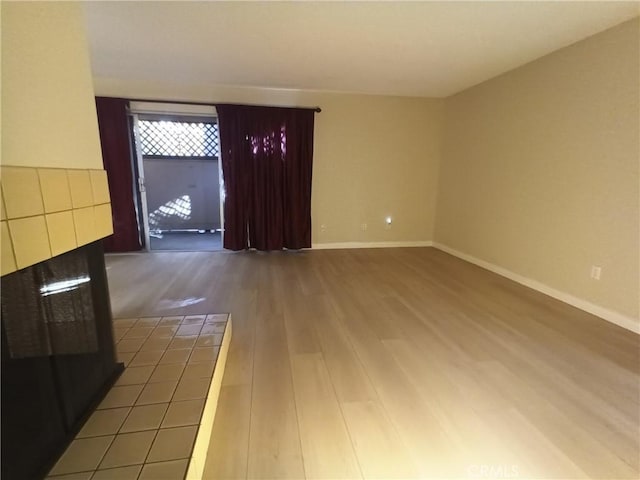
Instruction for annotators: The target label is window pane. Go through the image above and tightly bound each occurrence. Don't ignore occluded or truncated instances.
[139,120,219,157]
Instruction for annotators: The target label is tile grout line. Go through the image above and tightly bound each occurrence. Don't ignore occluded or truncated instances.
[96,316,151,472]
[66,314,227,478]
[142,330,188,466]
[136,316,186,471]
[101,316,181,474]
[137,315,220,473]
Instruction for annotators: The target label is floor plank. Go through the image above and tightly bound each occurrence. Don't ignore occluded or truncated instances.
[248,306,304,479]
[290,353,362,479]
[340,400,419,479]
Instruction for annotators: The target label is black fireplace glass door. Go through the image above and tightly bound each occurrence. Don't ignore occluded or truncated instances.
[2,247,98,359]
[1,241,120,480]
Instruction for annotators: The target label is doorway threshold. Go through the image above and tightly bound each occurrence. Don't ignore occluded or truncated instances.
[149,232,222,252]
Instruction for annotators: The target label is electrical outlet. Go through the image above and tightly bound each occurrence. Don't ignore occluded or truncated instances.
[590,265,602,280]
[320,224,327,232]
[385,216,392,230]
[361,223,368,231]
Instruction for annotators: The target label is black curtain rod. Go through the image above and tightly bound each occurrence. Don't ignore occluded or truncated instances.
[125,97,321,113]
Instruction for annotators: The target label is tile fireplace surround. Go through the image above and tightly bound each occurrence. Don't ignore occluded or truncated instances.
[1,166,114,276]
[47,313,232,480]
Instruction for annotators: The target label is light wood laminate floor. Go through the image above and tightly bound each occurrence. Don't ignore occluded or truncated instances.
[106,247,639,479]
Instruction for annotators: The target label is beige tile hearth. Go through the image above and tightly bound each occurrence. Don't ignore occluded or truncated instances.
[136,381,178,405]
[162,400,205,428]
[138,459,189,480]
[99,431,155,469]
[47,314,231,480]
[91,465,143,480]
[47,472,95,480]
[116,366,155,386]
[77,408,130,438]
[149,364,185,383]
[147,426,198,463]
[98,385,144,409]
[120,404,168,433]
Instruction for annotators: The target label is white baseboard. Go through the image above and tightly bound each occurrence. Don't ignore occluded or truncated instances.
[312,240,433,250]
[432,243,639,335]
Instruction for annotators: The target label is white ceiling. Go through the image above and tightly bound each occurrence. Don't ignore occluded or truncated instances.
[84,1,639,98]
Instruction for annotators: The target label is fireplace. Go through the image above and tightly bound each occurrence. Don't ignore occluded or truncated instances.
[1,241,122,480]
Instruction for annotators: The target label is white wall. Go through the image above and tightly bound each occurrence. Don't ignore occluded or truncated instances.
[94,80,444,246]
[1,2,103,169]
[436,19,639,325]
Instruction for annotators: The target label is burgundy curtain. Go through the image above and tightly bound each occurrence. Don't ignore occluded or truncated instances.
[95,97,141,252]
[216,105,315,251]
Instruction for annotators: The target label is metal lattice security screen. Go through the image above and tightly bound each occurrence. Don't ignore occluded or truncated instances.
[139,120,219,157]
